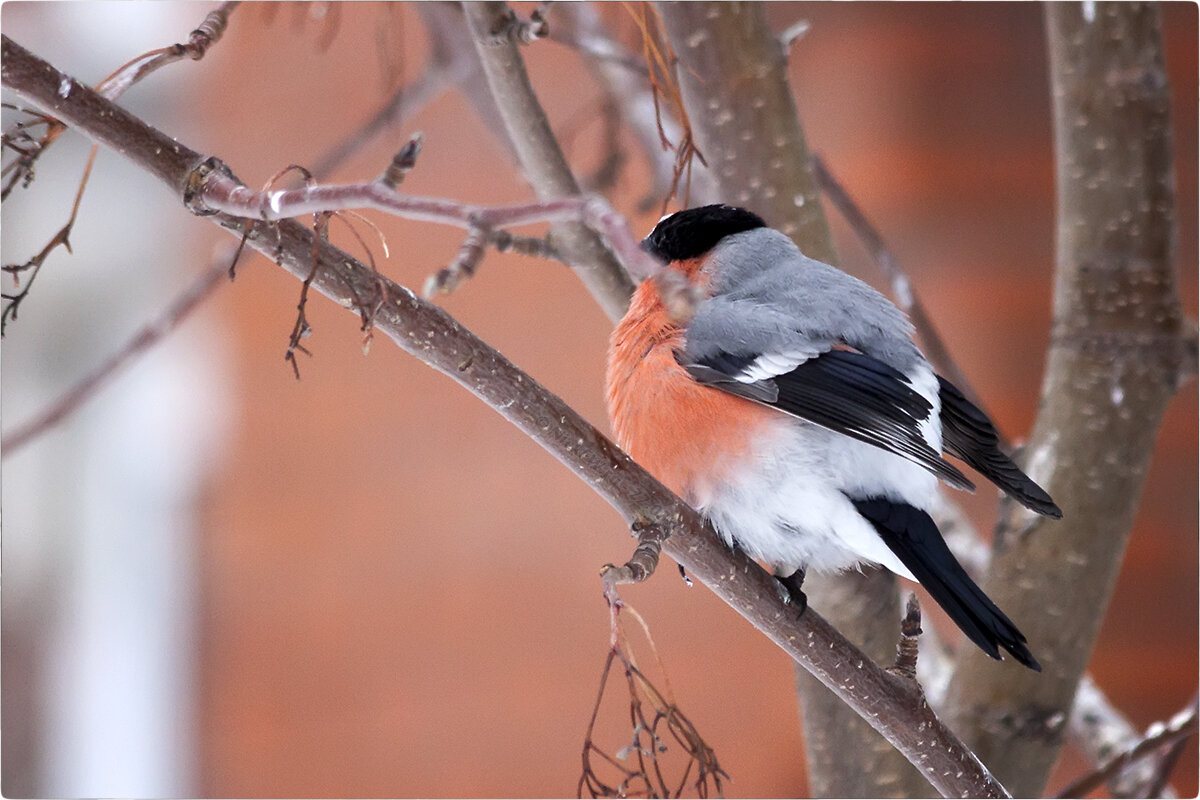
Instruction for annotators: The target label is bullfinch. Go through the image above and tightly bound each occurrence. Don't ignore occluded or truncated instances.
[605,204,1061,670]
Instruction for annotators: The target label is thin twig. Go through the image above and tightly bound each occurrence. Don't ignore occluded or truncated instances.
[284,210,328,379]
[1,254,234,455]
[310,56,462,180]
[423,224,490,297]
[580,605,726,799]
[810,154,1002,444]
[1,104,60,200]
[1137,727,1191,798]
[1054,696,1198,798]
[1070,677,1179,798]
[489,229,563,262]
[94,1,240,99]
[2,145,97,333]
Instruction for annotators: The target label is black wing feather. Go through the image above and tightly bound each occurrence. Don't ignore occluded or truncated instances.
[851,496,1040,670]
[685,349,975,492]
[938,376,1062,518]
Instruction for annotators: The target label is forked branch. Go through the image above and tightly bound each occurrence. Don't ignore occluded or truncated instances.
[3,34,1011,799]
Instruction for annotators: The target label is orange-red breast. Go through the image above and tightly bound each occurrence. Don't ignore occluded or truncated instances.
[606,205,1060,670]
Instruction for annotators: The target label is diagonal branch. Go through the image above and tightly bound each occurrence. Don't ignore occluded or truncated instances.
[3,34,1012,798]
[2,256,232,455]
[1054,695,1198,799]
[94,1,240,100]
[309,3,477,179]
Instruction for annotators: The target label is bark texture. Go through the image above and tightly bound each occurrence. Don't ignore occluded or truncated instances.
[654,1,834,263]
[462,1,635,321]
[654,4,928,796]
[943,5,1189,795]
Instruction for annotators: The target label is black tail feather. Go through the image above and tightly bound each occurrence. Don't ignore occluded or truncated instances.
[851,496,1041,671]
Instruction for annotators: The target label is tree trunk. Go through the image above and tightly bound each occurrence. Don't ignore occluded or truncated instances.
[655,4,930,796]
[944,5,1189,795]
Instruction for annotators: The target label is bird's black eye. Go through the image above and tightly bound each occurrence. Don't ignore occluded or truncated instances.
[642,204,767,262]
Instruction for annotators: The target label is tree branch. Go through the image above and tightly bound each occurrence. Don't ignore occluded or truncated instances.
[943,6,1192,795]
[553,2,719,211]
[461,0,635,322]
[1055,695,1198,798]
[1,255,231,455]
[1071,676,1181,797]
[2,33,1012,799]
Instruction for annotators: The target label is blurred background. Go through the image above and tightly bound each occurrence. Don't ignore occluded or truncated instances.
[2,2,1196,797]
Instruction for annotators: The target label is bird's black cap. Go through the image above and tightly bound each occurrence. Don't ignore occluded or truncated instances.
[642,204,767,262]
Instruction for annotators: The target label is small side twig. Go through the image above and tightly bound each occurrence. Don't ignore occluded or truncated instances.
[601,519,668,592]
[490,229,563,262]
[1,104,60,199]
[378,132,423,189]
[779,19,811,53]
[889,594,924,681]
[2,145,96,333]
[481,2,550,46]
[94,1,240,99]
[1,249,237,456]
[424,224,490,297]
[424,225,573,298]
[1055,695,1199,798]
[285,209,328,379]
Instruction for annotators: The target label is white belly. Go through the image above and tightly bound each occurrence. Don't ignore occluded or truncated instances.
[700,410,941,581]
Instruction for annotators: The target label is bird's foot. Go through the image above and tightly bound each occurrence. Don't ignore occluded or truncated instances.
[776,567,808,616]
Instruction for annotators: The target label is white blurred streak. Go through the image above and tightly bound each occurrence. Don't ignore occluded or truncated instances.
[2,3,233,795]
